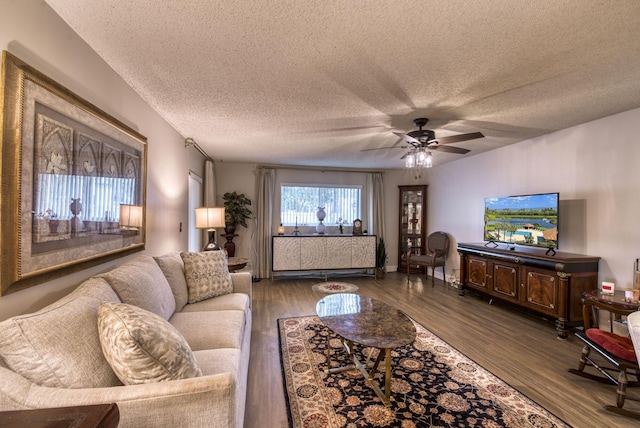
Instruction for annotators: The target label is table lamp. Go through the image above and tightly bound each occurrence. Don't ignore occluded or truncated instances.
[119,204,143,231]
[195,207,225,251]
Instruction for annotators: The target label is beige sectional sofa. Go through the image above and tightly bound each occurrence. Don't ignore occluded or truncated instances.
[0,252,252,428]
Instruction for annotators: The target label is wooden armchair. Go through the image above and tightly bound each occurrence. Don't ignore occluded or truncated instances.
[406,231,449,287]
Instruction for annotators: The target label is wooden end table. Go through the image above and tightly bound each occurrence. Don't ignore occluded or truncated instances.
[0,403,119,428]
[316,293,416,406]
[581,289,640,331]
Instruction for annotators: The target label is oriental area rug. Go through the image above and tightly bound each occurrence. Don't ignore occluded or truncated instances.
[312,282,359,294]
[279,316,570,428]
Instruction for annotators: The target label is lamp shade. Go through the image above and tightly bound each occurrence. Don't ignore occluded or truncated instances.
[119,204,143,228]
[195,207,225,229]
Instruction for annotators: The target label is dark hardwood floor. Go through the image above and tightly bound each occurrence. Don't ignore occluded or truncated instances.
[244,272,639,427]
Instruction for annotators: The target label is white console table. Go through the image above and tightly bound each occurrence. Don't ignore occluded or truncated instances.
[272,235,376,278]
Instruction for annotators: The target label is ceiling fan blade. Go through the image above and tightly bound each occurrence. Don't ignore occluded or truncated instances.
[393,131,421,145]
[433,145,471,155]
[434,132,484,145]
[360,146,406,152]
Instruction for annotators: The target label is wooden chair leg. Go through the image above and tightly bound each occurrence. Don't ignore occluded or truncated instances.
[616,369,628,408]
[431,265,435,288]
[578,344,590,371]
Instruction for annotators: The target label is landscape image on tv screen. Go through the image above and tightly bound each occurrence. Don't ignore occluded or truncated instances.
[484,193,558,249]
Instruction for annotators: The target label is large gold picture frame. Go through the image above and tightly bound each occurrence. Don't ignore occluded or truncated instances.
[0,51,147,296]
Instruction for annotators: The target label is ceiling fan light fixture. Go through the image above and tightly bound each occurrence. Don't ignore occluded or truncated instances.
[416,149,428,166]
[425,151,433,168]
[405,152,416,168]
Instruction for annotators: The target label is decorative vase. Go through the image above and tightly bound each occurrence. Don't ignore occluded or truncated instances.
[70,198,82,216]
[316,207,326,234]
[48,219,59,234]
[70,198,83,233]
[224,225,237,257]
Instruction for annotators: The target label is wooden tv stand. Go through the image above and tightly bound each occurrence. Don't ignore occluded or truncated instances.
[457,242,600,339]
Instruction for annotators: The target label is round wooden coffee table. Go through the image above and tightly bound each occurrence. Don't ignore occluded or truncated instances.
[316,293,416,406]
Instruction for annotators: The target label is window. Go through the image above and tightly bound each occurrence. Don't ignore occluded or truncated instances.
[281,185,361,225]
[34,174,136,222]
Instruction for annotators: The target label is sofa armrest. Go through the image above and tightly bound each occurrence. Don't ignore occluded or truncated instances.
[230,272,252,301]
[0,367,239,428]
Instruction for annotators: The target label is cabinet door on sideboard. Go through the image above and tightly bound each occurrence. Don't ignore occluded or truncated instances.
[520,266,560,317]
[273,237,301,271]
[352,235,376,268]
[492,262,518,302]
[300,237,326,270]
[466,256,489,290]
[324,236,353,269]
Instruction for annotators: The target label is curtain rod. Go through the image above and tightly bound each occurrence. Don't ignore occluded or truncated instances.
[257,164,385,174]
[184,138,212,160]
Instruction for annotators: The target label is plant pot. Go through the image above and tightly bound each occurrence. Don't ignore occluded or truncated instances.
[375,268,386,279]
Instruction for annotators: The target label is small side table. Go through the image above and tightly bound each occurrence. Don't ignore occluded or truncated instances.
[581,289,640,331]
[0,403,119,428]
[227,257,249,272]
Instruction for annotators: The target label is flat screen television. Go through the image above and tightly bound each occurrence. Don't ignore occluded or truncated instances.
[484,192,559,250]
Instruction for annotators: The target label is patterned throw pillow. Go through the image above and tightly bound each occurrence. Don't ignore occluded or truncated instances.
[97,302,201,385]
[180,251,233,303]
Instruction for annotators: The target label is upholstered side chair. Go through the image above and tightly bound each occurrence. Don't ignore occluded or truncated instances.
[406,231,450,287]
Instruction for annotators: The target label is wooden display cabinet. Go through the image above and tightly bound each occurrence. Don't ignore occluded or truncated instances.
[458,242,600,339]
[398,185,427,273]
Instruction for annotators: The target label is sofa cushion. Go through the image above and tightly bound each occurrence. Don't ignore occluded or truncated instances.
[169,310,246,351]
[586,328,637,363]
[97,302,202,385]
[154,252,189,312]
[193,348,241,376]
[100,255,176,320]
[0,277,122,388]
[180,251,233,303]
[180,293,250,314]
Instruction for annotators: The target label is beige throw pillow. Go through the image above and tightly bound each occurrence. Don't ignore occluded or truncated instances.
[180,251,233,303]
[97,302,201,385]
[154,252,189,312]
[99,255,175,320]
[0,277,122,388]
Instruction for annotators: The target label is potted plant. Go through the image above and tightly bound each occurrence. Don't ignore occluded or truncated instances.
[222,191,252,232]
[375,237,387,279]
[222,191,252,257]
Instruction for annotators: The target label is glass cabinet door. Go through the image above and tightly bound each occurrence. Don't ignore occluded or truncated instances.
[398,185,427,272]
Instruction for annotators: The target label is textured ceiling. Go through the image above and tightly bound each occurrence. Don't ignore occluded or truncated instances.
[45,0,640,169]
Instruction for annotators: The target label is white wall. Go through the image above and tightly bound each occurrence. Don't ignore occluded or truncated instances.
[0,1,199,320]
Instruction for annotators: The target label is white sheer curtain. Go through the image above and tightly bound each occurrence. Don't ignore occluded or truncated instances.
[367,172,385,242]
[204,159,216,206]
[255,167,276,279]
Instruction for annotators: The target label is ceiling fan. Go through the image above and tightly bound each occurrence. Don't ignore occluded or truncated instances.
[362,118,484,167]
[392,117,484,154]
